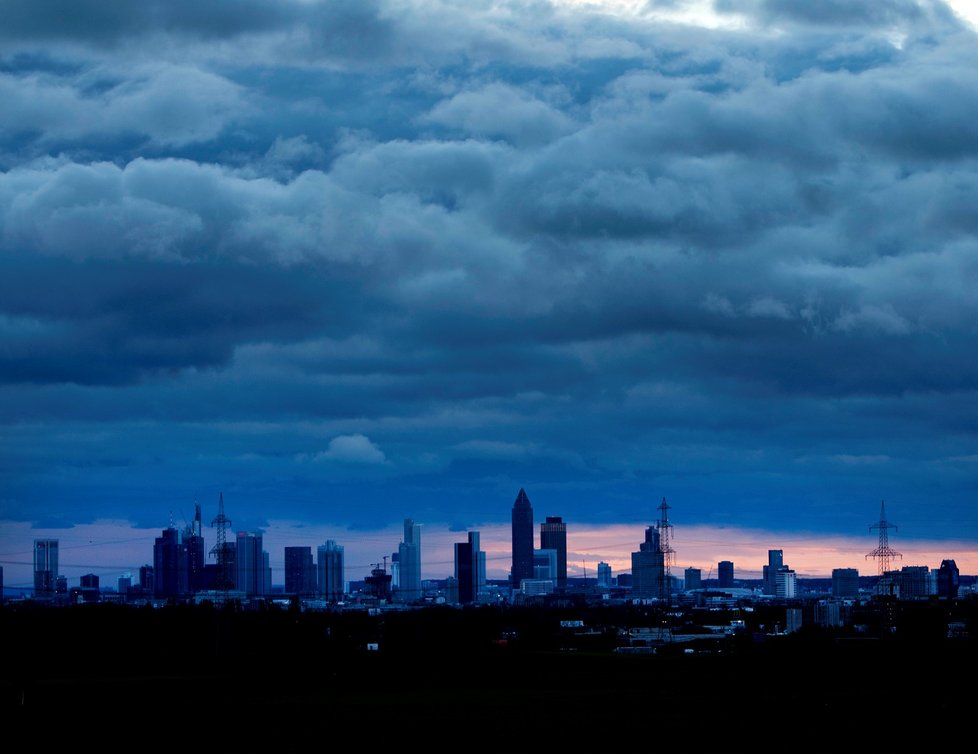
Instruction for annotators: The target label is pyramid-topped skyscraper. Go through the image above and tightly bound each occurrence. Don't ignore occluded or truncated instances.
[511,488,534,590]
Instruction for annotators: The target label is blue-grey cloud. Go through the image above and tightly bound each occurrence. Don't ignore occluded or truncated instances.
[0,1,976,551]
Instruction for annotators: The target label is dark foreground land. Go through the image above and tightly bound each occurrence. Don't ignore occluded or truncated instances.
[2,600,975,725]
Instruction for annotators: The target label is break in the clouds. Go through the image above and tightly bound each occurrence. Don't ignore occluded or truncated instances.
[1,0,977,557]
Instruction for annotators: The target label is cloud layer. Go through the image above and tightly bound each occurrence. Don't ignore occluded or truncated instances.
[1,1,976,555]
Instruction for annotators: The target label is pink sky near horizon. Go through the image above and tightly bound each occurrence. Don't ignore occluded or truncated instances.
[1,518,975,591]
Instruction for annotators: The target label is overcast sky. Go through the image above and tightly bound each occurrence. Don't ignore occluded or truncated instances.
[2,1,977,583]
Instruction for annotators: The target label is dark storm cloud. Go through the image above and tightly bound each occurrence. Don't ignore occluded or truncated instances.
[1,1,977,542]
[0,0,384,45]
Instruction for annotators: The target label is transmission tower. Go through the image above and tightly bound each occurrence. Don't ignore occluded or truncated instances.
[658,497,675,600]
[210,492,233,593]
[866,499,901,582]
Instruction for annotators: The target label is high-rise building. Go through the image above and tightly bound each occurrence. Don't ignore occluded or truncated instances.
[775,567,796,599]
[718,560,734,587]
[454,531,486,604]
[139,565,154,594]
[597,562,612,588]
[236,531,268,597]
[154,527,189,599]
[511,488,534,590]
[540,516,568,589]
[533,549,558,583]
[763,550,784,595]
[397,519,423,603]
[893,565,933,600]
[183,503,206,594]
[684,567,702,591]
[631,526,665,599]
[832,568,859,598]
[937,559,959,599]
[317,540,345,602]
[118,573,132,599]
[33,539,59,597]
[285,546,316,596]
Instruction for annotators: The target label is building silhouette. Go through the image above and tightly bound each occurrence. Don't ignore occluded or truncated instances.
[763,550,784,595]
[684,567,702,591]
[597,561,612,588]
[397,519,423,603]
[631,526,665,599]
[511,488,534,591]
[832,568,859,598]
[533,548,558,585]
[540,516,568,589]
[33,539,59,597]
[454,531,486,604]
[183,503,206,594]
[236,531,269,597]
[937,559,959,599]
[718,560,734,587]
[153,527,189,599]
[317,540,345,602]
[285,546,316,596]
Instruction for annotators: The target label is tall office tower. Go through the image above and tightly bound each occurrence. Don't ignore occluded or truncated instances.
[718,560,734,588]
[631,526,665,599]
[533,549,558,583]
[597,561,612,588]
[33,539,58,595]
[454,531,486,604]
[396,519,423,603]
[684,567,702,591]
[154,527,189,599]
[285,546,316,596]
[763,550,784,595]
[139,565,154,593]
[774,567,796,599]
[33,539,59,597]
[832,568,859,598]
[118,573,132,599]
[236,531,267,597]
[540,516,568,588]
[317,540,345,602]
[937,559,960,599]
[511,488,534,591]
[183,503,206,594]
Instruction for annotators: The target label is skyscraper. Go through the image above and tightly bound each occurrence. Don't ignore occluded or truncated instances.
[540,515,568,589]
[33,539,58,597]
[317,540,345,602]
[154,527,189,599]
[454,531,486,604]
[718,560,734,588]
[597,561,612,588]
[285,546,316,596]
[183,503,206,594]
[511,488,534,590]
[631,526,665,599]
[236,531,267,597]
[684,567,702,591]
[397,519,422,603]
[763,550,784,595]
